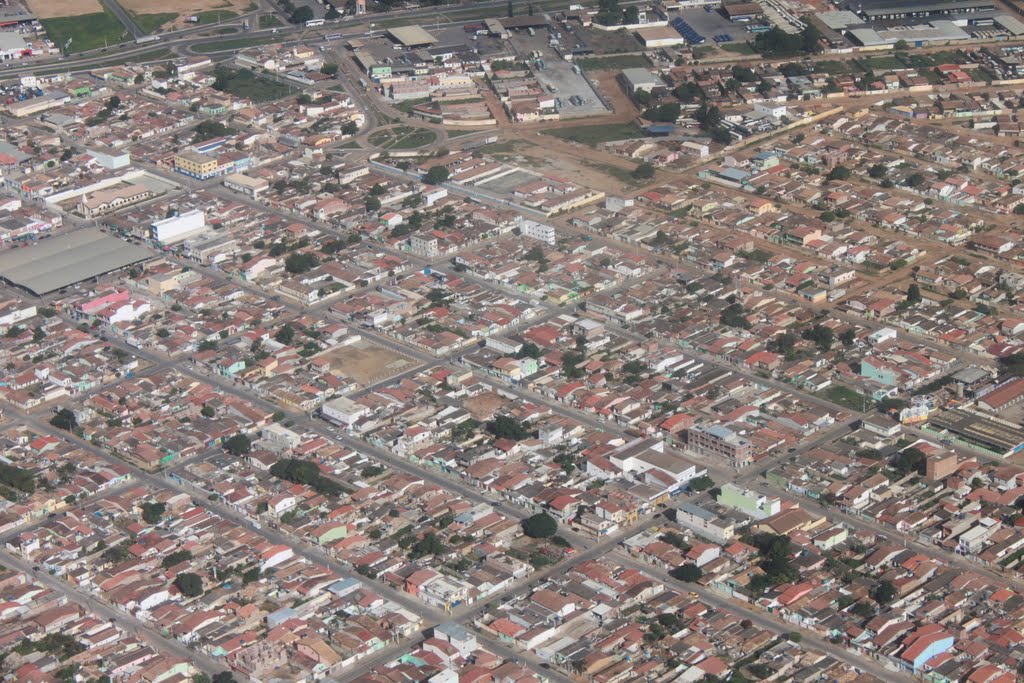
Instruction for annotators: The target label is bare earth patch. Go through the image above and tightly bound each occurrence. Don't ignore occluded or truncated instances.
[27,0,103,19]
[463,391,508,422]
[120,0,252,28]
[319,340,419,387]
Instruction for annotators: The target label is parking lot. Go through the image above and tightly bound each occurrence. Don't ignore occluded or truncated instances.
[669,8,748,44]
[509,31,609,119]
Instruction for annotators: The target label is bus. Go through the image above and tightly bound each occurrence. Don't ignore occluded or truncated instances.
[306,18,325,27]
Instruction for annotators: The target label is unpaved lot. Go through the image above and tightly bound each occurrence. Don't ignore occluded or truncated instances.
[121,0,252,28]
[27,0,103,19]
[319,341,419,386]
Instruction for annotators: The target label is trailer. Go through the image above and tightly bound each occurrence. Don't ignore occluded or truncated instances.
[135,35,160,44]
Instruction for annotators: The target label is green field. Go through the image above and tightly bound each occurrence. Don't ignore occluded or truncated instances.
[194,35,282,53]
[720,42,756,55]
[858,56,904,71]
[368,126,437,149]
[814,60,855,75]
[214,68,292,102]
[691,45,716,58]
[41,10,127,53]
[133,12,178,34]
[259,14,283,28]
[546,122,644,147]
[819,385,869,412]
[196,9,238,23]
[575,54,650,71]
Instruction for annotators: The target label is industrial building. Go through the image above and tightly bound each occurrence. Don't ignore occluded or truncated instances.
[387,26,439,48]
[851,0,994,20]
[0,228,152,296]
[150,210,208,246]
[929,409,1024,458]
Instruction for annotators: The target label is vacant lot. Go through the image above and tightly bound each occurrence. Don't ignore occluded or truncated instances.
[133,12,178,33]
[464,390,508,421]
[39,10,127,52]
[215,67,292,103]
[121,0,250,29]
[368,127,437,150]
[320,341,419,386]
[546,122,643,147]
[575,54,650,71]
[27,0,102,18]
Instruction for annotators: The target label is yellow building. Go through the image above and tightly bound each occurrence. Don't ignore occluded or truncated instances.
[174,150,218,179]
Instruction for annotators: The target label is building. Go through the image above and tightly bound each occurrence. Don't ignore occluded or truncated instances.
[716,483,781,519]
[925,452,958,481]
[930,409,1024,458]
[0,32,29,60]
[80,183,152,218]
[634,26,687,47]
[223,173,269,198]
[150,210,207,246]
[387,26,438,48]
[855,0,993,20]
[410,234,440,257]
[520,219,556,245]
[676,502,735,543]
[686,424,753,467]
[0,228,152,296]
[87,148,131,170]
[977,377,1024,413]
[174,150,219,179]
[321,396,370,427]
[721,1,765,21]
[619,68,666,94]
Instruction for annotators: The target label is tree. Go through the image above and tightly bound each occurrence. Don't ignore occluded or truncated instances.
[839,328,857,347]
[50,408,77,432]
[873,579,897,605]
[669,563,703,582]
[643,102,681,123]
[162,550,193,569]
[905,172,926,188]
[906,283,922,305]
[801,324,834,352]
[508,0,514,16]
[827,165,851,182]
[632,162,655,180]
[516,342,542,359]
[275,324,295,346]
[892,447,926,477]
[868,163,888,179]
[321,63,339,76]
[688,475,715,492]
[141,502,166,525]
[201,404,216,418]
[342,120,359,136]
[107,95,121,111]
[487,415,531,441]
[522,512,558,538]
[424,166,450,184]
[325,6,340,19]
[224,434,252,456]
[285,252,319,274]
[212,673,237,683]
[893,39,909,51]
[365,196,382,212]
[623,5,639,23]
[174,573,204,598]
[290,5,314,23]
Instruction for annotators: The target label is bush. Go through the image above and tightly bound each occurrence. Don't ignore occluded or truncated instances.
[669,563,703,582]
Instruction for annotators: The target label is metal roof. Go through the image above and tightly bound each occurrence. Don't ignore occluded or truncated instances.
[387,25,438,46]
[0,228,153,295]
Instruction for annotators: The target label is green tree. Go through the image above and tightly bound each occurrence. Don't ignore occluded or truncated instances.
[141,501,166,525]
[162,550,193,569]
[873,579,897,605]
[868,163,888,179]
[632,162,655,180]
[487,415,530,441]
[50,408,77,432]
[275,324,295,346]
[201,404,216,418]
[174,572,204,598]
[224,434,252,456]
[424,166,450,184]
[522,512,558,538]
[688,475,715,492]
[669,563,703,582]
[290,5,314,23]
[827,165,851,182]
[906,283,922,305]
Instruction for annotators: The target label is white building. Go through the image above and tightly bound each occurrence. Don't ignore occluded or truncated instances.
[521,219,556,245]
[150,209,207,246]
[321,396,370,427]
[87,148,131,170]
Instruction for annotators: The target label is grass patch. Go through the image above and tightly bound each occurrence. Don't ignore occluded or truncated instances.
[575,54,650,71]
[692,45,716,58]
[33,48,172,76]
[813,60,856,75]
[196,9,238,23]
[368,126,437,149]
[259,15,283,28]
[133,12,178,34]
[41,10,127,53]
[859,56,904,71]
[214,67,292,103]
[396,97,431,115]
[546,122,643,147]
[819,385,869,412]
[720,42,755,55]
[193,36,281,53]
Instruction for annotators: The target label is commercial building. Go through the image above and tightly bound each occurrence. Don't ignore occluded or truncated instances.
[174,150,219,179]
[619,68,666,94]
[686,424,754,467]
[322,396,370,427]
[854,0,993,20]
[930,409,1024,458]
[634,26,688,47]
[0,228,152,296]
[0,32,29,60]
[676,503,736,543]
[721,1,765,21]
[80,183,153,218]
[150,210,207,246]
[223,173,269,198]
[716,483,781,519]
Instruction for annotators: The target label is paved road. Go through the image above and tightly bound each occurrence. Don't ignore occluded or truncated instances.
[100,0,144,39]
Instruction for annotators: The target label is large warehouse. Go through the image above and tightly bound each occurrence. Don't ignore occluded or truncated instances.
[0,228,153,296]
[387,26,439,48]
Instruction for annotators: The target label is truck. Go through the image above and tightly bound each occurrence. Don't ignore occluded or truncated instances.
[185,15,199,22]
[135,35,160,44]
